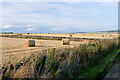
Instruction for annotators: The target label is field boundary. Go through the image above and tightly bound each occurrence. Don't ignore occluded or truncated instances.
[0,35,116,41]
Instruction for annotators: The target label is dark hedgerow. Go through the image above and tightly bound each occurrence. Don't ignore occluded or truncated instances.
[32,39,119,78]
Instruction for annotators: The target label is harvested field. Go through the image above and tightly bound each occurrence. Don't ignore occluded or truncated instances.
[1,37,84,53]
[1,37,119,79]
[1,33,119,79]
[1,32,118,64]
[1,37,84,65]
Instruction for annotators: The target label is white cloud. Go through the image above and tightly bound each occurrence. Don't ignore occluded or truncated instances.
[2,2,117,32]
[25,27,36,31]
[27,25,32,27]
[3,25,13,29]
[3,24,34,29]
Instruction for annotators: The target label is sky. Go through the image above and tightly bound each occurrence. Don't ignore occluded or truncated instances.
[1,2,118,33]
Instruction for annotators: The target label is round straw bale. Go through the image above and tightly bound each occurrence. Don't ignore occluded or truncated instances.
[25,40,35,47]
[110,33,112,36]
[62,39,70,45]
[69,34,72,37]
[27,33,30,35]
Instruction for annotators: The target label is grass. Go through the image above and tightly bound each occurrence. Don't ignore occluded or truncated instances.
[2,38,119,78]
[78,48,119,79]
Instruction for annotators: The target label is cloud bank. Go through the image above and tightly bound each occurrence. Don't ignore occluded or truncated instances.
[1,2,118,33]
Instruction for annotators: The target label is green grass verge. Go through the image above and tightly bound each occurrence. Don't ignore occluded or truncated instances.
[78,48,119,79]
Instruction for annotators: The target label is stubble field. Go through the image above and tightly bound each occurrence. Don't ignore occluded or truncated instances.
[1,37,84,64]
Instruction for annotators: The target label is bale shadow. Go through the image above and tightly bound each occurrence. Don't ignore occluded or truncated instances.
[35,45,53,48]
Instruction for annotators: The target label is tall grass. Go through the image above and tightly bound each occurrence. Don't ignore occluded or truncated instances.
[32,39,119,78]
[2,39,119,78]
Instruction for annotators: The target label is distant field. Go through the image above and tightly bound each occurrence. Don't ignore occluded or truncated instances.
[0,33,118,39]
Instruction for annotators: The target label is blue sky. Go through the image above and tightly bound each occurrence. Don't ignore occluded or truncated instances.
[1,2,118,33]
